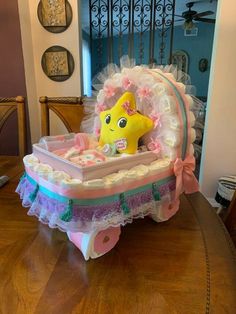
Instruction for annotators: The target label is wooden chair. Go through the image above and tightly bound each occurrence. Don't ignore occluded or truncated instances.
[0,96,26,158]
[40,96,87,136]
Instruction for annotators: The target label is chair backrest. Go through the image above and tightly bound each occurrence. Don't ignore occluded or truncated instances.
[40,96,87,136]
[0,96,26,157]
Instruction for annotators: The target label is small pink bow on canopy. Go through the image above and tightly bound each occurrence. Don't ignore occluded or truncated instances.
[147,138,162,154]
[122,101,137,116]
[149,111,160,129]
[122,77,134,90]
[137,86,152,101]
[174,155,199,199]
[104,85,116,98]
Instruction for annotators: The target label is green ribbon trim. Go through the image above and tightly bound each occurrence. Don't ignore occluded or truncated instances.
[152,183,161,201]
[25,172,175,206]
[29,184,39,202]
[60,199,73,222]
[120,193,130,215]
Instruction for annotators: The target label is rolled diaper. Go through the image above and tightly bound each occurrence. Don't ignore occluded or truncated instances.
[164,72,175,81]
[153,83,168,96]
[190,128,196,143]
[48,170,71,183]
[33,163,53,179]
[104,173,124,186]
[118,169,129,179]
[159,95,177,113]
[189,144,195,156]
[130,164,149,177]
[185,95,194,109]
[83,179,105,189]
[163,131,180,147]
[67,227,121,260]
[124,169,138,181]
[162,146,177,161]
[64,146,81,159]
[175,82,186,93]
[149,158,171,174]
[162,114,180,130]
[189,111,196,127]
[61,178,82,189]
[23,154,39,169]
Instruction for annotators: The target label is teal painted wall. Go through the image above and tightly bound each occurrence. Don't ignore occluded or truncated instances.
[90,23,215,97]
[172,24,215,97]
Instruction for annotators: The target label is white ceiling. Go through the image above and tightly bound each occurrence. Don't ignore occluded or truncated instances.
[80,0,218,34]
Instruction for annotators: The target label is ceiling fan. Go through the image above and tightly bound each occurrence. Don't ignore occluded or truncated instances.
[175,1,216,30]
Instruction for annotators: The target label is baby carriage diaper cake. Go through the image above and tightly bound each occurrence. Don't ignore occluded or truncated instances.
[17,57,199,260]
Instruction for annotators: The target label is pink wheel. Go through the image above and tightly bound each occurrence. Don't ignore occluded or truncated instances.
[67,226,121,260]
[151,199,180,222]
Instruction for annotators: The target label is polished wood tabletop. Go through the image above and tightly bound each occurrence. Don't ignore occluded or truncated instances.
[1,156,236,314]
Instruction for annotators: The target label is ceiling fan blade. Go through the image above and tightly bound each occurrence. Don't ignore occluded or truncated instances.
[174,19,185,22]
[190,0,217,3]
[194,10,214,18]
[194,17,216,23]
[173,14,184,18]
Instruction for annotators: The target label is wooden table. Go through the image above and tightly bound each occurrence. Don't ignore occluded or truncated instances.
[1,157,236,314]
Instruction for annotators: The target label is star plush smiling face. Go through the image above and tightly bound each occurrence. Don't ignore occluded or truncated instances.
[99,92,154,154]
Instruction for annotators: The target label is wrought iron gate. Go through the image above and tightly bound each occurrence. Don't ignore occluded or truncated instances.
[89,0,176,76]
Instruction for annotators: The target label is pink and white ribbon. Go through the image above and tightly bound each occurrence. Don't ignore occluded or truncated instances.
[149,111,160,129]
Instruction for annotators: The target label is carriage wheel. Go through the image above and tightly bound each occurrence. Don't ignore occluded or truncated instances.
[67,226,121,260]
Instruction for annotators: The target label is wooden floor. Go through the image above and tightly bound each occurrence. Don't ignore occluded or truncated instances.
[1,157,236,314]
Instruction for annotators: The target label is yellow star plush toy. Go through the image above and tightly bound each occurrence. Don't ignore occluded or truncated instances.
[99,92,154,154]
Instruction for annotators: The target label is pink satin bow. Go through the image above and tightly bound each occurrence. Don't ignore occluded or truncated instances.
[149,111,160,128]
[122,101,136,115]
[174,155,199,199]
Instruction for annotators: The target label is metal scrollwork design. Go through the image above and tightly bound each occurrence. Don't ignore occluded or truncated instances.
[89,0,176,75]
[111,0,131,60]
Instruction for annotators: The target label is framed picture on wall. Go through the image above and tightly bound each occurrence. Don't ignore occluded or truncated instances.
[45,51,69,77]
[41,46,74,82]
[37,0,72,33]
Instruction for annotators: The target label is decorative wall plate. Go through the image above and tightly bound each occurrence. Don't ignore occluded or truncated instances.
[41,46,74,82]
[199,58,208,72]
[37,0,72,33]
